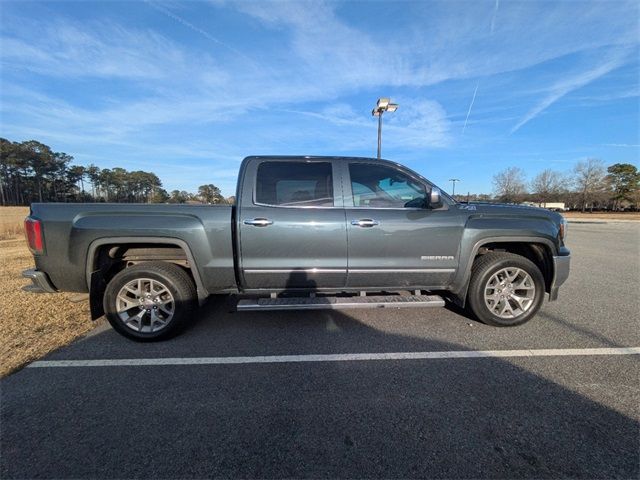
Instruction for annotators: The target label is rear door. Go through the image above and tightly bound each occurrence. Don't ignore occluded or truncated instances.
[344,161,464,289]
[238,158,347,290]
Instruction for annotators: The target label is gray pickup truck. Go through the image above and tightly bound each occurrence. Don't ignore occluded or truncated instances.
[23,156,570,340]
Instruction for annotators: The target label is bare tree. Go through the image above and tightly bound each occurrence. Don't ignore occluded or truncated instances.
[530,169,567,205]
[573,159,606,212]
[492,167,527,203]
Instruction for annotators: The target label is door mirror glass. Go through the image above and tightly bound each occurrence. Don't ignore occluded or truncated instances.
[428,188,443,209]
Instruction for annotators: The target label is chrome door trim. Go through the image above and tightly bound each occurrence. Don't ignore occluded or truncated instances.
[349,268,456,273]
[244,268,347,274]
[245,268,455,274]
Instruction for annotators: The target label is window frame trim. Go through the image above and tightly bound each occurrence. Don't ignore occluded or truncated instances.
[252,159,343,209]
[342,160,451,211]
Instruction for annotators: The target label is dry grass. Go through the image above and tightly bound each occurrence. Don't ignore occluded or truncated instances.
[0,206,29,240]
[0,236,100,377]
[563,211,640,220]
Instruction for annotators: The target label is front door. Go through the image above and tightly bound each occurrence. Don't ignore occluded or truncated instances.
[344,161,465,289]
[238,159,347,290]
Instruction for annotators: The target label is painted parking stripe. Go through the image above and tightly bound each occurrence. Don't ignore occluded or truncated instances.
[27,347,640,368]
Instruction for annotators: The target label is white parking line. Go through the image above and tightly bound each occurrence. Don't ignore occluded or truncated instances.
[27,347,640,368]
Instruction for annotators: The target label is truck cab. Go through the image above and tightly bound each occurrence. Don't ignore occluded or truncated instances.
[236,156,463,291]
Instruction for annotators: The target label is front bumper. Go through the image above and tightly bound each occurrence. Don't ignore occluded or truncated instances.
[549,250,571,301]
[22,268,57,294]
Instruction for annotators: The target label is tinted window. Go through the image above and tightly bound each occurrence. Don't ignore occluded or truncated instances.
[256,161,334,207]
[349,163,427,208]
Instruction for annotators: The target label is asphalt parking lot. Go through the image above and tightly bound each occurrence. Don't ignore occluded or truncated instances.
[2,222,639,479]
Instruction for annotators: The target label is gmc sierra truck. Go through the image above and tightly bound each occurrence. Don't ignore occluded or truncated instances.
[22,156,570,341]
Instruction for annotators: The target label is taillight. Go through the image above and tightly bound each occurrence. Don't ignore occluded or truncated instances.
[24,217,44,254]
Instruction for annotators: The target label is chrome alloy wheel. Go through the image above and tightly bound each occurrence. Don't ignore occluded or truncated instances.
[483,267,536,319]
[115,278,175,333]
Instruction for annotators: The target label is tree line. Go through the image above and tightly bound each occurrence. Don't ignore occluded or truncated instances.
[2,138,637,210]
[0,138,231,205]
[488,159,639,211]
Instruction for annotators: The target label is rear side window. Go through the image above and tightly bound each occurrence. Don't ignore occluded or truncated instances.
[256,161,334,207]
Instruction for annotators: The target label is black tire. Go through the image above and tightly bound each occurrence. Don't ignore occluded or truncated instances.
[467,252,545,327]
[103,262,197,341]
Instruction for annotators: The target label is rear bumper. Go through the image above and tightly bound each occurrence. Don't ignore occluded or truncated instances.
[22,269,57,294]
[549,250,571,301]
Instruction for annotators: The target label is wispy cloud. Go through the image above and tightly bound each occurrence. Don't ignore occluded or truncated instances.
[0,0,638,194]
[285,99,452,150]
[385,99,452,149]
[144,0,261,68]
[490,0,500,34]
[462,82,480,135]
[0,20,193,80]
[0,7,456,151]
[511,50,631,133]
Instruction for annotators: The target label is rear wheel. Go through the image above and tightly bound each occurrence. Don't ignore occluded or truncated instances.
[467,252,545,327]
[103,262,197,341]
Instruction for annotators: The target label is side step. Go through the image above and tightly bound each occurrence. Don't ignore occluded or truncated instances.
[236,294,445,311]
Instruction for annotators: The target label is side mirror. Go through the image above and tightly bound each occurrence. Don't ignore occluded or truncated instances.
[428,188,443,209]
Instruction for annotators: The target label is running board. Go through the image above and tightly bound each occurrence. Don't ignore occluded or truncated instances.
[236,294,445,311]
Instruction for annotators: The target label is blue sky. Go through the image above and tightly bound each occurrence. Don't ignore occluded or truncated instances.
[1,0,638,196]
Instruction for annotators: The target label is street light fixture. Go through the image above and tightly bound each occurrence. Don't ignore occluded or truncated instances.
[449,178,460,197]
[372,97,399,159]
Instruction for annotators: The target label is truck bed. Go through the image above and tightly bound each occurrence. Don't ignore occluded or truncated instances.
[30,203,236,295]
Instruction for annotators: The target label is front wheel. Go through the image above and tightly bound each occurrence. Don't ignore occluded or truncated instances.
[103,262,197,341]
[467,252,545,327]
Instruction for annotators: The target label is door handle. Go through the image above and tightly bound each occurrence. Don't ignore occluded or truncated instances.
[351,218,380,228]
[244,218,273,227]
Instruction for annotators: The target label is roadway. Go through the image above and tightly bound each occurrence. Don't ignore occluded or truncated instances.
[1,222,639,478]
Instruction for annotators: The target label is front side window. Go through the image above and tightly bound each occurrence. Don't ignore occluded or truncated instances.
[256,161,334,207]
[349,163,427,208]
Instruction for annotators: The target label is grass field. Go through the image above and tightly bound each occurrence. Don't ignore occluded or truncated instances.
[563,211,640,220]
[0,208,99,377]
[0,206,28,240]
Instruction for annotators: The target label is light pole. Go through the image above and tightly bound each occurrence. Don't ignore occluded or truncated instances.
[449,178,460,197]
[372,97,398,159]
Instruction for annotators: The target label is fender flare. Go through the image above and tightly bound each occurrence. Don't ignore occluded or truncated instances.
[450,235,557,307]
[86,236,209,320]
